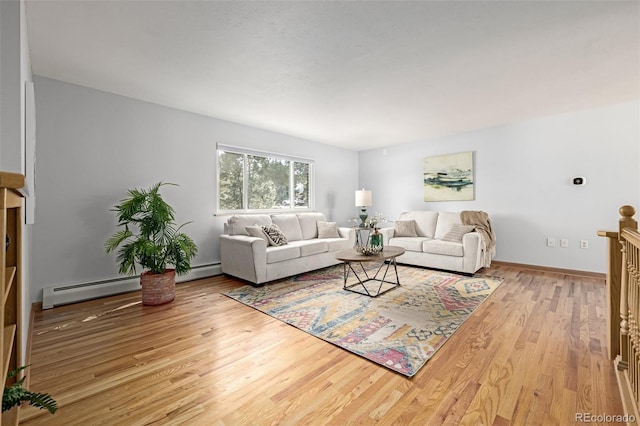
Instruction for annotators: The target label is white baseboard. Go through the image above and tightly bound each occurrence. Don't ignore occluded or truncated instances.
[42,263,222,309]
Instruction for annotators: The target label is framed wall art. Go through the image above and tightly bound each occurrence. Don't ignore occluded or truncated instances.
[423,151,474,202]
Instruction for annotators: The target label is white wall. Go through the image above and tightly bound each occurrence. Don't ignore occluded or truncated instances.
[0,0,34,369]
[28,77,640,302]
[359,101,640,273]
[19,0,33,367]
[0,0,22,172]
[30,76,359,303]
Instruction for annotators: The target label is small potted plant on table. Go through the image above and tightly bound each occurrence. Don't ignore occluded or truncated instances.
[105,182,198,305]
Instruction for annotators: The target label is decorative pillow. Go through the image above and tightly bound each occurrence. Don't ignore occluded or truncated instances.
[271,214,303,241]
[227,214,272,235]
[245,225,268,242]
[434,212,462,239]
[394,220,418,237]
[297,212,326,239]
[398,211,438,237]
[441,224,476,243]
[317,221,340,239]
[261,224,288,246]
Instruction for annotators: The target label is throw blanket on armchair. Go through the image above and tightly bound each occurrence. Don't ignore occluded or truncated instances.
[461,211,496,268]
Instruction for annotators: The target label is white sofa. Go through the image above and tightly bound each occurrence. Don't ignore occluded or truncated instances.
[379,211,495,275]
[220,212,355,285]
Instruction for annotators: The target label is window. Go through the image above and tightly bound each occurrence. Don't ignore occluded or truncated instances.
[217,144,314,213]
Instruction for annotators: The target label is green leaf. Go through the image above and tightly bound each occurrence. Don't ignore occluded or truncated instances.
[3,366,57,414]
[105,182,198,276]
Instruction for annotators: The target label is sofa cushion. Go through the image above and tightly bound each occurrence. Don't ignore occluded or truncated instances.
[271,214,303,241]
[266,245,300,263]
[394,220,418,237]
[434,212,463,239]
[389,237,431,252]
[262,224,288,246]
[441,224,475,243]
[325,237,353,251]
[245,225,268,242]
[297,212,326,239]
[289,240,329,257]
[398,211,439,238]
[227,214,272,236]
[318,221,340,238]
[423,240,464,257]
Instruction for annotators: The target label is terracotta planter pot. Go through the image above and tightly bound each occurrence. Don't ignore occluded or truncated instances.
[140,269,176,305]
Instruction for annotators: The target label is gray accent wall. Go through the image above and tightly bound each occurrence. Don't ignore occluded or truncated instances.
[358,100,640,273]
[31,76,358,303]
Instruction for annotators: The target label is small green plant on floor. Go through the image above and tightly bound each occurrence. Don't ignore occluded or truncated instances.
[2,365,57,414]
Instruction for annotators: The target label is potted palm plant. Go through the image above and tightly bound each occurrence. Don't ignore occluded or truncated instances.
[105,182,198,305]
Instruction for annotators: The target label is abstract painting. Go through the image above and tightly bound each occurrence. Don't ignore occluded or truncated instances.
[424,151,474,201]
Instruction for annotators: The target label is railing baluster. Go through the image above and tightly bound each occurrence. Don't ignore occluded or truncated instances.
[633,241,636,400]
[629,244,640,404]
[633,241,636,392]
[611,206,639,421]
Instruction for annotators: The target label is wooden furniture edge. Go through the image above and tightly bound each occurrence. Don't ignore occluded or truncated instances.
[3,267,16,305]
[23,303,40,390]
[0,172,25,190]
[1,325,16,387]
[1,172,24,426]
[490,260,605,279]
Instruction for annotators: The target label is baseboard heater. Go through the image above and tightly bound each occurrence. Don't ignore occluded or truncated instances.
[42,263,222,309]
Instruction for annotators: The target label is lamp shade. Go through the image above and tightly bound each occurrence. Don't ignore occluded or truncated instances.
[355,189,372,207]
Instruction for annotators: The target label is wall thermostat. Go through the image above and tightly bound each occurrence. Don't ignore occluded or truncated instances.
[572,177,586,186]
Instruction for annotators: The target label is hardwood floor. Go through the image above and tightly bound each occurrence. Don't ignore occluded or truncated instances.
[20,265,623,425]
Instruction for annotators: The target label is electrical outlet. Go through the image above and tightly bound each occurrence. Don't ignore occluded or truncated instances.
[547,237,555,247]
[560,239,569,248]
[580,240,588,249]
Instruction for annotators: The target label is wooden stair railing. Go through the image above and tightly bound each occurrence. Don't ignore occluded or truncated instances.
[599,206,638,361]
[602,205,640,424]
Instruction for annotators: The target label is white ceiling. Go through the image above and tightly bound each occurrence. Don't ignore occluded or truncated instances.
[25,1,640,151]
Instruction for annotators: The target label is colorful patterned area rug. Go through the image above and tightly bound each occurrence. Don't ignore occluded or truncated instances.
[223,265,502,377]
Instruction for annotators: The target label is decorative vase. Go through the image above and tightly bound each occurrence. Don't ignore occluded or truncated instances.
[140,269,176,305]
[370,228,383,249]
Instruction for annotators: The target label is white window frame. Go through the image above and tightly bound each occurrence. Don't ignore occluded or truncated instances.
[216,143,315,214]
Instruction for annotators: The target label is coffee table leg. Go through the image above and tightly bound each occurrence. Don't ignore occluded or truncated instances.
[358,262,370,280]
[343,261,368,292]
[392,258,400,285]
[370,258,401,297]
[343,261,349,290]
[342,259,401,297]
[344,262,372,296]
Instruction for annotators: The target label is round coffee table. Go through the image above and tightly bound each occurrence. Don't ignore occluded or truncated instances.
[334,246,405,297]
